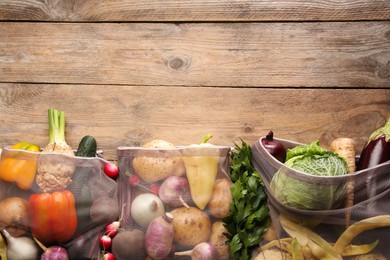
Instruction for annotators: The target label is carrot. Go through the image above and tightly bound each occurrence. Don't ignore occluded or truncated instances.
[330,138,356,227]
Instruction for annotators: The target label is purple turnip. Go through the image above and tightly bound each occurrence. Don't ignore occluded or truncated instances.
[159,176,191,208]
[175,242,217,260]
[144,213,174,259]
[34,237,69,260]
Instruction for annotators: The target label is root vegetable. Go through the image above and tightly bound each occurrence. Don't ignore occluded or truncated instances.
[0,197,30,237]
[36,109,75,192]
[330,137,356,227]
[209,221,230,260]
[207,178,232,218]
[145,213,174,259]
[111,229,146,260]
[159,176,192,208]
[132,139,185,183]
[2,229,39,260]
[34,237,69,260]
[175,242,217,260]
[131,193,165,228]
[170,207,211,247]
[261,131,287,163]
[209,221,229,260]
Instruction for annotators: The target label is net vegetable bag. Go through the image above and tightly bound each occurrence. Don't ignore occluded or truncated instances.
[0,146,118,260]
[251,137,390,259]
[116,138,232,260]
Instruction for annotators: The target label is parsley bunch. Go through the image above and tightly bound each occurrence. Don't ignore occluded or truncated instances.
[222,140,270,260]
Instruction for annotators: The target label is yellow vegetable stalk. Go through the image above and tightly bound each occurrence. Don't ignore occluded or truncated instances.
[183,134,220,210]
[0,142,40,190]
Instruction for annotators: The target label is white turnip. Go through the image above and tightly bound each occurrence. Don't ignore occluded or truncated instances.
[131,193,165,227]
[159,176,191,208]
[175,242,217,260]
[144,213,174,259]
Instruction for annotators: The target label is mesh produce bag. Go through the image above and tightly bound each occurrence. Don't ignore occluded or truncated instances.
[251,137,390,259]
[0,147,118,260]
[116,143,232,260]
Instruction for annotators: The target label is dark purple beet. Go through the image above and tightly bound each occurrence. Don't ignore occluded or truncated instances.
[261,131,287,163]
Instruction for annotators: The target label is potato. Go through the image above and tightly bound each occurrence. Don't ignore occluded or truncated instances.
[132,139,185,183]
[209,221,230,260]
[207,178,232,218]
[0,197,29,237]
[112,229,146,260]
[170,207,211,247]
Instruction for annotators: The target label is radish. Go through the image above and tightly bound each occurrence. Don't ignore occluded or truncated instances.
[175,242,217,260]
[102,252,115,260]
[99,235,112,250]
[106,204,126,238]
[104,163,119,180]
[144,213,174,259]
[159,176,191,208]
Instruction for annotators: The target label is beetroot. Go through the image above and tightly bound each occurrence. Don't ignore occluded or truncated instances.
[144,213,174,259]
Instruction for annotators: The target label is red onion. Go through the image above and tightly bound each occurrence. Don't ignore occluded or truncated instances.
[262,131,287,163]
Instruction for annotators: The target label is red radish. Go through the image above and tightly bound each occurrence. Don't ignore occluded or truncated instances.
[261,131,287,163]
[159,176,191,208]
[144,213,174,259]
[102,252,115,260]
[175,242,217,260]
[106,204,126,238]
[104,163,119,180]
[149,183,160,195]
[128,175,140,186]
[99,235,112,250]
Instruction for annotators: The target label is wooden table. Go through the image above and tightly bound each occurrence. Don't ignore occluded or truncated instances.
[0,1,389,161]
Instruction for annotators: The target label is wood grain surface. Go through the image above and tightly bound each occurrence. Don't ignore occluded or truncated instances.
[0,1,389,162]
[0,84,389,160]
[0,0,389,21]
[1,22,390,87]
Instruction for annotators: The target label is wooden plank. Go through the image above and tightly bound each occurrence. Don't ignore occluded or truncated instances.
[1,22,390,87]
[0,84,389,161]
[0,0,390,22]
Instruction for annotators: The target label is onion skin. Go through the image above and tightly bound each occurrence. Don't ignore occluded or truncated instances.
[261,131,287,163]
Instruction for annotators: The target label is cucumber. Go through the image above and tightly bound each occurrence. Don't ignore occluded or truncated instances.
[75,135,97,157]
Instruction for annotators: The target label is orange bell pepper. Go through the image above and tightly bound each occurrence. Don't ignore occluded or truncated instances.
[29,190,77,244]
[0,142,40,189]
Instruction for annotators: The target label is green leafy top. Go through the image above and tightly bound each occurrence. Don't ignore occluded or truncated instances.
[222,139,270,260]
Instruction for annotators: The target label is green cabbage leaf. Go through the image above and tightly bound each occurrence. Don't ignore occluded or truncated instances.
[270,141,348,210]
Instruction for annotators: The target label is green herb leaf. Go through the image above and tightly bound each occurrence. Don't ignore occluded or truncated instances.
[222,139,270,260]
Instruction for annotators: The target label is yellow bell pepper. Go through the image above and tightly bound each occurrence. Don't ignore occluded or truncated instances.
[183,134,220,210]
[0,142,40,190]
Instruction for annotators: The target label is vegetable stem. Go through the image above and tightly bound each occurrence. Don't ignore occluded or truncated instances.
[48,109,66,144]
[201,134,212,144]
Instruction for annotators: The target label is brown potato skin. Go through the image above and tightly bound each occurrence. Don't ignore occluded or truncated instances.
[207,178,232,218]
[0,197,30,237]
[170,207,211,247]
[209,221,230,260]
[132,140,185,183]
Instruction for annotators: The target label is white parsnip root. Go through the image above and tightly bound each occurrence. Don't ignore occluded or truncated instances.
[330,137,356,227]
